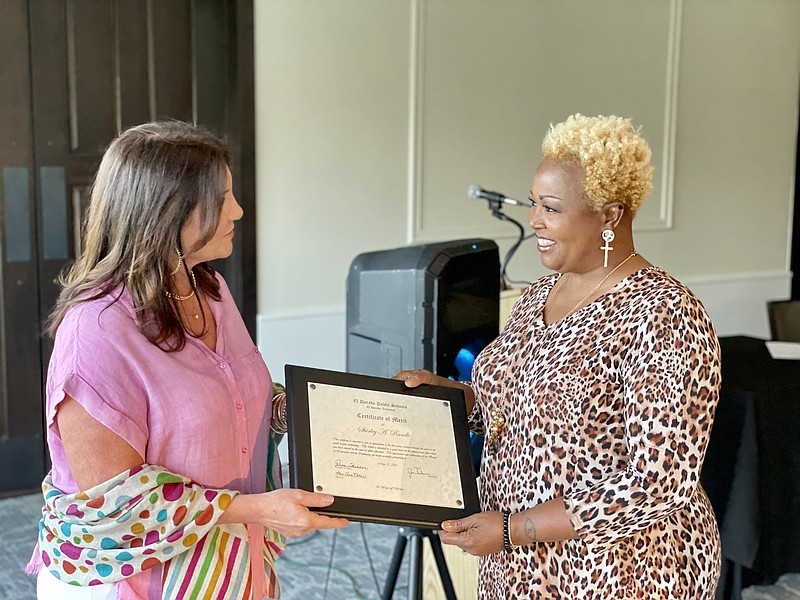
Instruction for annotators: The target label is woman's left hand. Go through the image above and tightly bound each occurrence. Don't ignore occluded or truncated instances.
[438,511,504,556]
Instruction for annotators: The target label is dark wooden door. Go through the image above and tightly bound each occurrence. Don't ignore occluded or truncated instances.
[792,94,799,300]
[0,0,255,495]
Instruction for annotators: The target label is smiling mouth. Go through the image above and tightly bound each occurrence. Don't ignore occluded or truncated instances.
[536,237,555,251]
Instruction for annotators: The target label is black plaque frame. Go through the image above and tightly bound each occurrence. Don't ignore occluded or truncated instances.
[285,364,480,528]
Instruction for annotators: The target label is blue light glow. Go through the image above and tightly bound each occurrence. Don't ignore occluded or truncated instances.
[449,340,486,473]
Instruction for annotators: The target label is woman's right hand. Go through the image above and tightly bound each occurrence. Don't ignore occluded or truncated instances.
[394,368,444,388]
[394,369,475,414]
[220,488,349,538]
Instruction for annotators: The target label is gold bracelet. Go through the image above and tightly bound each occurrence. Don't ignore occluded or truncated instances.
[503,510,519,552]
[271,383,288,434]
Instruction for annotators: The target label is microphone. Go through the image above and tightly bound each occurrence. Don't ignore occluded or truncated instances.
[467,184,527,207]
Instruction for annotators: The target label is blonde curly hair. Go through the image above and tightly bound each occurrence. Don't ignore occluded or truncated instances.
[541,114,653,217]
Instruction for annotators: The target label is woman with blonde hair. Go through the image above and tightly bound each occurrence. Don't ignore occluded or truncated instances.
[27,121,347,599]
[399,114,721,598]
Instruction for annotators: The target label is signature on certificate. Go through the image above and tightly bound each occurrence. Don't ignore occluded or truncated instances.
[334,460,368,480]
[334,459,368,471]
[406,466,439,480]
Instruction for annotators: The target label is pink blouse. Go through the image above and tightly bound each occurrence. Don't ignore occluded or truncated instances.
[29,274,273,599]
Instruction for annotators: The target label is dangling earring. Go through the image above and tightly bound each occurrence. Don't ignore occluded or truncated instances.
[165,247,197,301]
[600,229,615,268]
[170,247,183,276]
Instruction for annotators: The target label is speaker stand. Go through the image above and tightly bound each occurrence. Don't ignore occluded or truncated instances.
[381,527,457,600]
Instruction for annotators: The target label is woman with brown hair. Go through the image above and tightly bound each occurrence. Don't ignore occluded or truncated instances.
[27,121,347,599]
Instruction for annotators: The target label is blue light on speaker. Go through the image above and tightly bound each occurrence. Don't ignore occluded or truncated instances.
[452,338,488,382]
[453,346,477,382]
[450,340,486,474]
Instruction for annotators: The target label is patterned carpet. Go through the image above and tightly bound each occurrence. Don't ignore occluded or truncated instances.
[743,575,800,600]
[0,492,409,600]
[0,493,41,600]
[2,491,798,599]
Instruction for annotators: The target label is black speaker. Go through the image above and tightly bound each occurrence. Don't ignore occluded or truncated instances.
[346,238,500,380]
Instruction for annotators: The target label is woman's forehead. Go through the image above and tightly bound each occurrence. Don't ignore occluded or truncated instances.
[531,160,584,192]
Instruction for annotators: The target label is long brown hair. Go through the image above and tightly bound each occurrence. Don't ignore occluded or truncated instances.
[47,121,231,351]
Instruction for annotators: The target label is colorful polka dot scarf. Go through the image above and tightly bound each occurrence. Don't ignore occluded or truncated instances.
[36,464,281,597]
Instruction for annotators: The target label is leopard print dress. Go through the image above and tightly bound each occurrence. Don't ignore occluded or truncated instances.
[469,267,721,599]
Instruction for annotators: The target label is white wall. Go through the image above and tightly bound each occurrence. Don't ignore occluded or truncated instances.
[254,0,799,379]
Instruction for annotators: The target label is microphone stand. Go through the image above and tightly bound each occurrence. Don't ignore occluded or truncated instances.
[487,200,531,289]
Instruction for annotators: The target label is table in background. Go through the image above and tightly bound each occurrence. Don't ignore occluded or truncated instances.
[701,336,800,599]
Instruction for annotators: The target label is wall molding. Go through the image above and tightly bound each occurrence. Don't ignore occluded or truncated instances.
[258,307,347,385]
[260,305,345,321]
[682,269,790,286]
[406,0,424,245]
[645,0,682,231]
[257,268,792,379]
[408,0,681,243]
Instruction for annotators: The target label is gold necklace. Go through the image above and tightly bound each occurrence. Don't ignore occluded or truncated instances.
[165,267,197,301]
[552,251,639,320]
[182,304,203,321]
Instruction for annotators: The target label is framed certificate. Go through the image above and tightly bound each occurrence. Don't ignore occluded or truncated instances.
[285,365,480,528]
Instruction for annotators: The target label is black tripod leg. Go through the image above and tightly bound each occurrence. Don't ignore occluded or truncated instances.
[382,531,409,600]
[408,531,423,600]
[427,532,458,600]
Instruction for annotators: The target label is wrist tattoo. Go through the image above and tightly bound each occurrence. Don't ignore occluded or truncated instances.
[524,517,537,543]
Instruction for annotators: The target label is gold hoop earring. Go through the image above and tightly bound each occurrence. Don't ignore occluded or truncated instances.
[170,247,183,276]
[165,267,197,301]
